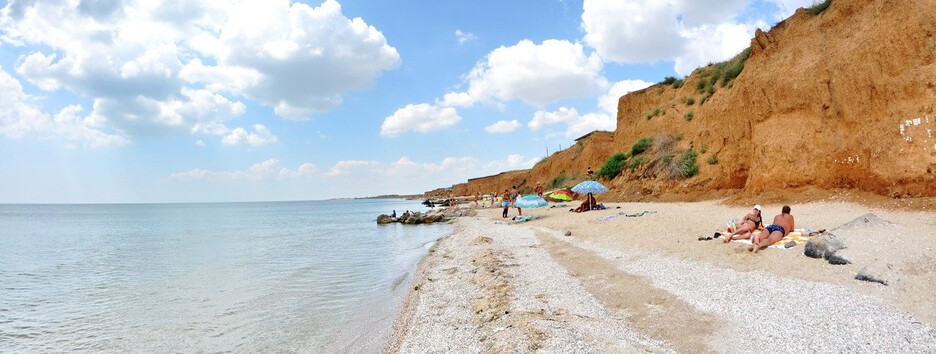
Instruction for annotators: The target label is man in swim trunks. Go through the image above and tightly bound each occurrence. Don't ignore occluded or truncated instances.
[752,205,794,254]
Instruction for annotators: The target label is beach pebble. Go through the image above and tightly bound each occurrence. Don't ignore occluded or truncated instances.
[564,231,572,236]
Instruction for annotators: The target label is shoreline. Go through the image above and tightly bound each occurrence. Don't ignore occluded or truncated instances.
[385,201,936,352]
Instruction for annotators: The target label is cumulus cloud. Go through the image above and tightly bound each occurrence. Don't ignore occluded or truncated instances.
[167,158,316,181]
[0,0,400,143]
[440,39,606,107]
[528,107,615,139]
[598,79,654,115]
[529,107,579,131]
[582,0,684,63]
[0,66,127,148]
[674,22,758,76]
[581,0,760,75]
[380,103,461,137]
[221,124,279,147]
[327,154,540,179]
[484,120,520,133]
[455,29,477,45]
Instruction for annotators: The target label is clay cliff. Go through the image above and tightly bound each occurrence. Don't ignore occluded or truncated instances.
[439,0,936,201]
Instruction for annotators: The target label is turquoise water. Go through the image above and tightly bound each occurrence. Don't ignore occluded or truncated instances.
[0,199,450,352]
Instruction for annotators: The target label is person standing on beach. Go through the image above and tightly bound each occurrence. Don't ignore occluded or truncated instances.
[501,189,511,218]
[449,192,457,209]
[510,186,521,216]
[534,182,544,197]
[752,205,794,253]
[586,166,594,179]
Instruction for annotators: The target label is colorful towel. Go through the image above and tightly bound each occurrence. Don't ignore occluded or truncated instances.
[722,228,821,249]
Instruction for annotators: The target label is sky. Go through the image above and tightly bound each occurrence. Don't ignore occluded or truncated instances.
[0,0,817,203]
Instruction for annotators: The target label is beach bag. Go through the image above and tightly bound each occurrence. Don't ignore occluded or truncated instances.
[727,218,739,233]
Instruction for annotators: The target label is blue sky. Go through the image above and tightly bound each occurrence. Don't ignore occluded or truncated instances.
[0,0,814,203]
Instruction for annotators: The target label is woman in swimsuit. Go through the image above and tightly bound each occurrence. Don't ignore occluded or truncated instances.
[723,205,762,243]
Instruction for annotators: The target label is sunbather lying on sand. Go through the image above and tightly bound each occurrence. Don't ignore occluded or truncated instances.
[723,205,763,243]
[752,205,795,254]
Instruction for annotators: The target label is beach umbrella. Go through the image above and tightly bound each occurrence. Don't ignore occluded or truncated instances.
[571,180,609,195]
[547,191,572,201]
[514,195,548,209]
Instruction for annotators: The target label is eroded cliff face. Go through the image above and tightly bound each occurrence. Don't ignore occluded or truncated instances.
[448,0,936,199]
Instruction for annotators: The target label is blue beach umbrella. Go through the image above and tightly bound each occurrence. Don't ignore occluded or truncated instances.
[514,195,548,209]
[571,180,609,195]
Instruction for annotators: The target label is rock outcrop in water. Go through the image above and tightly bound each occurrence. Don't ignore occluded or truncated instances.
[377,208,478,225]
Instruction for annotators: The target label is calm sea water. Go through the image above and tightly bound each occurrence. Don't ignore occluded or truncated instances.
[0,199,451,353]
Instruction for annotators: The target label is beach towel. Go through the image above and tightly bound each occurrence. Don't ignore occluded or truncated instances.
[511,215,541,223]
[597,210,656,221]
[722,228,822,249]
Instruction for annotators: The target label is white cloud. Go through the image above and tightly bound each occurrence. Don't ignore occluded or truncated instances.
[767,0,818,19]
[674,22,756,76]
[0,0,400,141]
[440,39,606,107]
[672,0,749,27]
[327,154,539,179]
[455,29,477,45]
[485,154,541,171]
[195,139,206,147]
[380,103,461,137]
[582,0,684,63]
[0,66,127,148]
[221,124,279,147]
[528,107,615,139]
[325,160,382,177]
[598,80,654,115]
[529,107,580,131]
[167,159,316,181]
[565,112,615,138]
[484,120,520,133]
[581,0,759,75]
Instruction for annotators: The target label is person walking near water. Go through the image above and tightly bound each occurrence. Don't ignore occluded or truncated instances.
[534,182,544,197]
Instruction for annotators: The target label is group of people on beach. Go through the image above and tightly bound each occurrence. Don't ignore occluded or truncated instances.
[721,204,795,253]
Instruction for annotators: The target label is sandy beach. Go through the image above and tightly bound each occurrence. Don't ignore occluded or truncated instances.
[386,201,936,353]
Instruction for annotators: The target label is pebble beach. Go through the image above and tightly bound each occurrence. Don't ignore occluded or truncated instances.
[386,201,936,353]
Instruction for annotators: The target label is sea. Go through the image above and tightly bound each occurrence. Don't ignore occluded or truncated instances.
[0,199,451,353]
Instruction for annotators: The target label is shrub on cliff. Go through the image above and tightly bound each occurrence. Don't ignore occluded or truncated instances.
[707,154,719,165]
[628,156,647,172]
[596,153,628,180]
[550,174,569,188]
[806,0,832,15]
[630,137,653,156]
[679,149,699,178]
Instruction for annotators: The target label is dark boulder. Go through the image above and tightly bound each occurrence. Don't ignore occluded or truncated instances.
[804,233,845,259]
[377,214,393,224]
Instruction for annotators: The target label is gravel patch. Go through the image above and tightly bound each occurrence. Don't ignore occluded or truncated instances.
[538,227,936,353]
